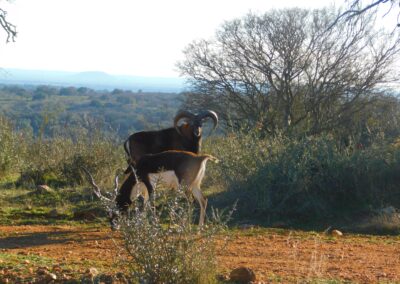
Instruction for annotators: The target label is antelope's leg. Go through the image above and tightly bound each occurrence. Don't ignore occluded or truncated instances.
[192,187,207,226]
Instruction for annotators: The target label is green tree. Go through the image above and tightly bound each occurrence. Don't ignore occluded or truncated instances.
[59,87,78,96]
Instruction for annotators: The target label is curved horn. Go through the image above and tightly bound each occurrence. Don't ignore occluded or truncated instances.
[174,110,195,136]
[197,110,218,132]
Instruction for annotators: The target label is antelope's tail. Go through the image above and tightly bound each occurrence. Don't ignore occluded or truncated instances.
[123,138,131,159]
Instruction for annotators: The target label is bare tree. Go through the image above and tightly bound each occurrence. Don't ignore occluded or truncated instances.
[178,7,400,135]
[0,5,16,42]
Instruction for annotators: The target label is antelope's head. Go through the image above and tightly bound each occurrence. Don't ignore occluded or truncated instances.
[174,110,218,138]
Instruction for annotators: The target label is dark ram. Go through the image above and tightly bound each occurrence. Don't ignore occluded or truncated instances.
[123,110,218,173]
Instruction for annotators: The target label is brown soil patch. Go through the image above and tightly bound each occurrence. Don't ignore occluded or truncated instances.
[0,225,399,283]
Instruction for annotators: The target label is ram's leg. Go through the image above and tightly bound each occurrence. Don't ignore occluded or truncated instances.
[192,187,207,226]
[116,172,137,210]
[142,179,154,198]
[140,177,156,216]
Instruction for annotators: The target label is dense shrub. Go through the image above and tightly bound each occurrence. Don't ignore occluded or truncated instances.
[60,136,124,186]
[204,131,400,222]
[0,116,24,177]
[17,133,124,188]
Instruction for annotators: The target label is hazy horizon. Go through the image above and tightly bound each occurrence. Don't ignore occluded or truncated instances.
[0,0,343,78]
[0,67,186,92]
[2,67,185,79]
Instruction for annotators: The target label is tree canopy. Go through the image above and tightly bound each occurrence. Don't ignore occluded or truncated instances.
[178,7,400,139]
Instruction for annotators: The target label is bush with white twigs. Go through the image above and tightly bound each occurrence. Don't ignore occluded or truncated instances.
[118,186,233,284]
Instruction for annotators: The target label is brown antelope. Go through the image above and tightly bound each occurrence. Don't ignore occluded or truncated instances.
[83,150,218,229]
[123,110,218,174]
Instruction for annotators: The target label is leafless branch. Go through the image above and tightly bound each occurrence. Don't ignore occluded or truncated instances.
[81,167,112,202]
[0,8,16,42]
[328,0,397,29]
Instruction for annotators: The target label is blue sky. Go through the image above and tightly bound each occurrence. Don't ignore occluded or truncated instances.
[0,0,367,78]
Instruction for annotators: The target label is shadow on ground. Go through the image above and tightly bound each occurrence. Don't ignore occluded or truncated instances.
[0,229,110,249]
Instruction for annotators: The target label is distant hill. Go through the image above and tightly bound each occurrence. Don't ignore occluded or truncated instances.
[68,71,116,82]
[0,68,185,92]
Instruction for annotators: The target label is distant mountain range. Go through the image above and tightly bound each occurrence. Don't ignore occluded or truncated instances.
[0,68,186,92]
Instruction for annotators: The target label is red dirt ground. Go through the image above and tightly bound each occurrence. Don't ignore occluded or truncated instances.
[0,225,400,283]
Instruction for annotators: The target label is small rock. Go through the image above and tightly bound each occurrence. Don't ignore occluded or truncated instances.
[378,272,387,278]
[36,184,53,193]
[230,267,256,283]
[23,260,30,264]
[46,272,57,281]
[331,229,343,237]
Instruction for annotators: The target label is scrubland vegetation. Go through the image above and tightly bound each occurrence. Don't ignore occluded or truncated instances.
[1,111,400,228]
[0,5,399,230]
[0,85,180,138]
[2,3,400,283]
[204,131,400,230]
[2,110,400,282]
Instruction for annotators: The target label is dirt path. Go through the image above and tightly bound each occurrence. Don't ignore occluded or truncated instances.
[0,225,400,283]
